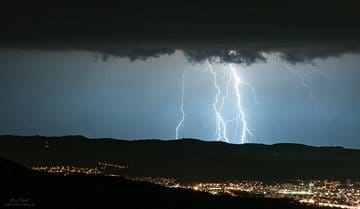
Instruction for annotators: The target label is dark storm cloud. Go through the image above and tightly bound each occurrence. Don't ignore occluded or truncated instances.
[1,0,359,64]
[97,47,266,65]
[182,41,360,65]
[2,40,360,65]
[98,48,176,62]
[182,48,266,65]
[88,39,360,65]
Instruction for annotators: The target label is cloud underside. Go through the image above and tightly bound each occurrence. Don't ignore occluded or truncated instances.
[96,41,360,65]
[1,35,360,65]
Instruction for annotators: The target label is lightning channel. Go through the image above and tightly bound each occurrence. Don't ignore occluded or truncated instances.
[240,81,260,105]
[175,69,187,139]
[207,59,229,143]
[283,63,314,102]
[177,57,257,144]
[229,63,254,144]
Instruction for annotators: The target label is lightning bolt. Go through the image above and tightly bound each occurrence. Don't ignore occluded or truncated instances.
[206,58,256,144]
[207,60,229,143]
[175,69,187,139]
[219,68,232,116]
[283,63,314,102]
[176,55,257,144]
[240,81,260,105]
[229,63,255,144]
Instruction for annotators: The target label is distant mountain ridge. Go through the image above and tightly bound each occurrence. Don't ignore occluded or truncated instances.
[0,134,350,148]
[0,135,359,183]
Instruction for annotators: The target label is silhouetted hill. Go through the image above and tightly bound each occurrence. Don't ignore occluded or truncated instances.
[0,135,359,183]
[0,157,327,209]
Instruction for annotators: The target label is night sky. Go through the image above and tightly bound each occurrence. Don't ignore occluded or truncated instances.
[0,49,359,148]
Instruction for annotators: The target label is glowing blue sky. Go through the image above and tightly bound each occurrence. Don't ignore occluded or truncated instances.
[0,49,359,148]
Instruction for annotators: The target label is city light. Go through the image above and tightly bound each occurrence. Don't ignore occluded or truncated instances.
[32,164,360,209]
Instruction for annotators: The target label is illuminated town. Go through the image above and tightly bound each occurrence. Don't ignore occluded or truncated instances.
[32,165,101,176]
[182,180,360,209]
[32,164,360,209]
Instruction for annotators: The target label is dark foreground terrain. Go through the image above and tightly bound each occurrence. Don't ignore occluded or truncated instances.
[0,135,359,183]
[0,157,331,209]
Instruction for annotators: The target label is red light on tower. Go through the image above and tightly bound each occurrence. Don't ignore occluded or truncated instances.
[44,140,49,149]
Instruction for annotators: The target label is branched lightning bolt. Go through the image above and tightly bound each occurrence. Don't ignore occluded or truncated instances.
[229,63,254,144]
[175,69,187,139]
[176,57,257,144]
[205,59,256,144]
[207,60,229,143]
